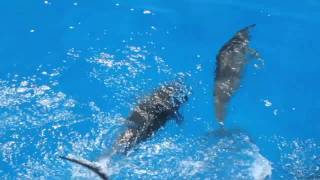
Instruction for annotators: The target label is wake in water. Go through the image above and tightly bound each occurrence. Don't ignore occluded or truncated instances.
[0,56,274,180]
[0,11,317,179]
[79,129,272,179]
[0,54,318,179]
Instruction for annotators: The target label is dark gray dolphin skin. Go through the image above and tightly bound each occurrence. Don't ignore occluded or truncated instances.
[60,80,189,179]
[214,24,258,124]
[113,80,189,153]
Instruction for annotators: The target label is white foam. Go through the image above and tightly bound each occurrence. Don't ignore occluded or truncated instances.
[16,87,28,93]
[196,64,202,71]
[180,160,205,176]
[263,99,272,107]
[20,81,29,86]
[40,85,50,91]
[273,109,278,116]
[38,99,52,107]
[250,153,272,180]
[143,10,152,14]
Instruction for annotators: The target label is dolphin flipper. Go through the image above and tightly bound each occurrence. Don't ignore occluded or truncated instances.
[172,111,183,124]
[247,48,260,59]
[60,156,108,180]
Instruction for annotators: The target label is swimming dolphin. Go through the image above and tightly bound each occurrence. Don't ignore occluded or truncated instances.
[113,80,189,153]
[214,24,258,124]
[60,80,189,179]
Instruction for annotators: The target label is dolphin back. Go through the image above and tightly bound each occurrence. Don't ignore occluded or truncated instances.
[214,24,257,124]
[114,80,190,154]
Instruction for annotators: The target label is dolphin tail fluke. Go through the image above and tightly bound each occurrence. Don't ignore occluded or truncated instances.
[59,156,109,180]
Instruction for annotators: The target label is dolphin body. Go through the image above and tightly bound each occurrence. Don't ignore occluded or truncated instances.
[214,24,258,124]
[61,80,189,179]
[113,80,189,153]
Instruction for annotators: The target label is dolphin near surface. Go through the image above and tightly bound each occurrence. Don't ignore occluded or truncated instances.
[113,80,189,154]
[60,80,189,179]
[214,24,259,124]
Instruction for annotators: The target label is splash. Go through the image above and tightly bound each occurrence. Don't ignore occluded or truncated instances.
[266,136,320,179]
[250,153,272,180]
[0,69,124,179]
[80,130,272,179]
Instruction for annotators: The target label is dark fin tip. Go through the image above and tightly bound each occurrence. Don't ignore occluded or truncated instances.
[246,24,256,30]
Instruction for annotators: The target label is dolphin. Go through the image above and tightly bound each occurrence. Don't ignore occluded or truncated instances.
[112,80,189,153]
[214,24,259,124]
[60,80,189,179]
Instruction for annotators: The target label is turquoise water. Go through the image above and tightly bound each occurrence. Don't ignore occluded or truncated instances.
[0,1,319,179]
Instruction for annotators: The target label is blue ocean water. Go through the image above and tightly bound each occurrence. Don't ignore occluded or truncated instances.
[0,0,319,179]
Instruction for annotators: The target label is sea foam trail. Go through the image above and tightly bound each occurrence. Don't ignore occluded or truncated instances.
[249,147,272,180]
[72,129,272,179]
[0,70,273,179]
